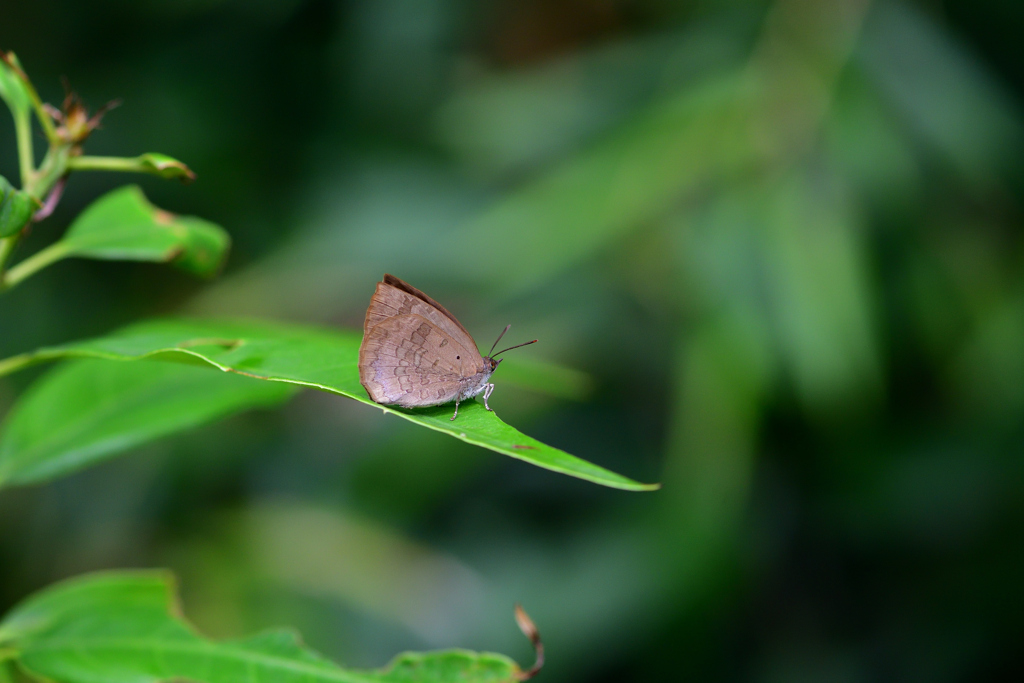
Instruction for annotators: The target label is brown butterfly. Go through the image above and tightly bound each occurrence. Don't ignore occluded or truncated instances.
[358,274,537,420]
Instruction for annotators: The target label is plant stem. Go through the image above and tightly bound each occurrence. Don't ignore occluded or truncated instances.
[24,145,70,200]
[18,78,57,147]
[0,238,17,275]
[67,155,142,172]
[0,142,72,287]
[68,154,195,182]
[1,241,71,291]
[14,109,33,186]
[0,68,39,279]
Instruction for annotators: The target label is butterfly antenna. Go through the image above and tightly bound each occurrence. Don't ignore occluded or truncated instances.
[493,339,538,358]
[489,324,512,357]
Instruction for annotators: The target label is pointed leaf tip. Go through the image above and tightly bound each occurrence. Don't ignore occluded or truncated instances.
[138,153,196,183]
[0,52,31,117]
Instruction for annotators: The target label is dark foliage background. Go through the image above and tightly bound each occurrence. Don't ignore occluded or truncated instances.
[2,0,1023,680]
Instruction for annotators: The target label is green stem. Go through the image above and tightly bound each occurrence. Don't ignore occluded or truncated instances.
[67,155,143,172]
[0,144,72,285]
[1,241,71,291]
[1,63,38,279]
[68,154,195,182]
[18,78,57,147]
[24,145,70,200]
[14,109,33,186]
[0,237,17,275]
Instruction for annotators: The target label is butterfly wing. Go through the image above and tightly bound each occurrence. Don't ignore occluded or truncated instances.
[359,314,484,407]
[363,274,477,350]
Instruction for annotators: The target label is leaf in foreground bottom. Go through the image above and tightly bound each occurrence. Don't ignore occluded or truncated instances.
[0,571,527,683]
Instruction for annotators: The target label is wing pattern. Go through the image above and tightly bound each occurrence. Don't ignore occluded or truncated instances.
[359,314,479,407]
[363,275,474,347]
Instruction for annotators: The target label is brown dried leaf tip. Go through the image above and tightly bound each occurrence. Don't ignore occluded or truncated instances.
[514,604,544,680]
[48,76,121,147]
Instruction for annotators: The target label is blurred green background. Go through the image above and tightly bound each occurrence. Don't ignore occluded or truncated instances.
[2,0,1023,680]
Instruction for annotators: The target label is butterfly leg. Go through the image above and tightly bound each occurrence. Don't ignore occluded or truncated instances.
[450,395,461,421]
[483,383,495,411]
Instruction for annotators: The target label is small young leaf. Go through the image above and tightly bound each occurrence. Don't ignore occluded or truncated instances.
[0,53,31,119]
[0,359,296,486]
[3,318,658,491]
[137,152,196,182]
[0,175,36,237]
[53,185,229,276]
[0,571,528,683]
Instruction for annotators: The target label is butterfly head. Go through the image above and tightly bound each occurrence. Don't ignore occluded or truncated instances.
[486,325,538,372]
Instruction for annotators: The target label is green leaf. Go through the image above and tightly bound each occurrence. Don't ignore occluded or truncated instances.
[2,318,657,491]
[0,359,296,486]
[52,185,228,276]
[136,153,197,182]
[0,175,36,238]
[0,53,31,119]
[0,571,529,683]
